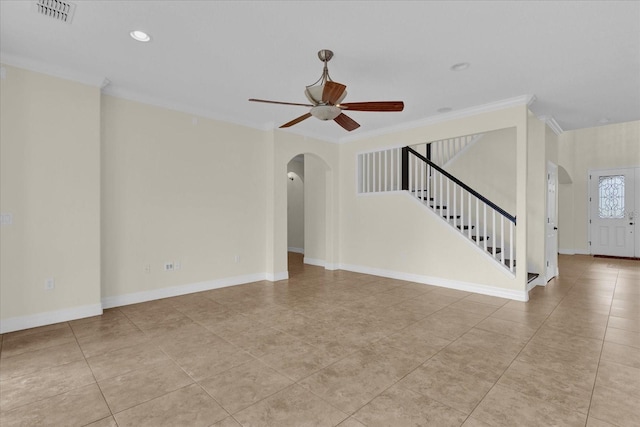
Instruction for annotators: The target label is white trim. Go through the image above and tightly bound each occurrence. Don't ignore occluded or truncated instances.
[559,249,590,255]
[1,54,106,87]
[0,303,103,334]
[266,271,289,281]
[324,263,338,271]
[303,257,325,267]
[339,95,536,144]
[101,273,269,309]
[338,263,528,302]
[537,115,564,135]
[288,247,304,254]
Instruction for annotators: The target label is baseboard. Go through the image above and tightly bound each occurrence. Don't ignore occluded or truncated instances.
[102,273,270,309]
[0,303,103,334]
[266,271,289,281]
[338,263,529,302]
[287,247,304,254]
[559,249,575,255]
[559,249,591,256]
[303,257,326,267]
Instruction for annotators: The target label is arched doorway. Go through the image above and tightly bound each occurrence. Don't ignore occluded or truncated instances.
[284,153,333,275]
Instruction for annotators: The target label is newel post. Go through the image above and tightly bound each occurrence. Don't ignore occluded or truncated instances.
[401,146,409,191]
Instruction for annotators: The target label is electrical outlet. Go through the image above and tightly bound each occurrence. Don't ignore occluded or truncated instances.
[164,262,174,272]
[174,261,181,270]
[234,255,240,263]
[44,278,55,290]
[144,264,151,274]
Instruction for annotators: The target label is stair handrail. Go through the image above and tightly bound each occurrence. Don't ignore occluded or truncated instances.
[402,146,516,225]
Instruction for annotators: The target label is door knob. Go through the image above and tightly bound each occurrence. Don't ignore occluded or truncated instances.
[554,227,558,230]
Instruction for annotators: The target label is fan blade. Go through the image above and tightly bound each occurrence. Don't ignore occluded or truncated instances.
[249,99,314,107]
[280,113,312,128]
[322,81,347,104]
[339,101,404,112]
[334,113,360,131]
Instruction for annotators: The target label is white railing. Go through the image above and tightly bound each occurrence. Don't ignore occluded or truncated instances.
[358,147,402,194]
[406,147,516,273]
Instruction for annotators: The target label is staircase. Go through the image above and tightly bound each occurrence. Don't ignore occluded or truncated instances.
[357,143,540,284]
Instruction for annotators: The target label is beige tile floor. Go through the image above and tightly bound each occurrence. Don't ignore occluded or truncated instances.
[1,253,638,426]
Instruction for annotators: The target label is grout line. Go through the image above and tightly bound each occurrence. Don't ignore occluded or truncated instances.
[68,319,117,424]
[584,268,618,424]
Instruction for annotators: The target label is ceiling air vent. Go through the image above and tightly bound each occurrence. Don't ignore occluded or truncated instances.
[35,0,76,24]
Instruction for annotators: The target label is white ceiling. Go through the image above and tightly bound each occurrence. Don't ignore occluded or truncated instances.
[1,0,639,142]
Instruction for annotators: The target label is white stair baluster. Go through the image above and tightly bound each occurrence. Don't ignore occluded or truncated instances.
[439,171,443,217]
[483,203,487,251]
[460,187,464,234]
[509,221,514,272]
[453,183,457,229]
[420,159,425,201]
[378,151,382,192]
[364,153,369,193]
[397,148,401,191]
[408,153,413,195]
[468,192,472,239]
[492,210,496,259]
[476,200,480,247]
[427,164,431,206]
[501,216,505,266]
[384,150,388,191]
[445,176,449,222]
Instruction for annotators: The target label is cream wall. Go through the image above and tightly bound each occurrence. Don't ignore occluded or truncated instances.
[526,114,547,277]
[557,121,640,253]
[1,65,102,331]
[446,127,517,216]
[101,96,269,304]
[339,105,530,297]
[304,154,327,265]
[287,159,304,252]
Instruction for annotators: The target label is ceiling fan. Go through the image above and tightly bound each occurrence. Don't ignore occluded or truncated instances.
[249,50,404,131]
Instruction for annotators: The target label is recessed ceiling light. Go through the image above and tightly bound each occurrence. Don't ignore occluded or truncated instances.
[450,62,470,71]
[437,107,453,113]
[130,30,151,42]
[599,118,610,124]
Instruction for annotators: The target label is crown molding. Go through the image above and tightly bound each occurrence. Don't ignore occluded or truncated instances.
[0,52,106,87]
[338,94,536,144]
[537,114,564,135]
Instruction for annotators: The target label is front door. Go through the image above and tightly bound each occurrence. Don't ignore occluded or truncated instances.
[590,167,637,257]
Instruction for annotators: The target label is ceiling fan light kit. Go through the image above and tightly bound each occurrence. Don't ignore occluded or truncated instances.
[249,49,404,131]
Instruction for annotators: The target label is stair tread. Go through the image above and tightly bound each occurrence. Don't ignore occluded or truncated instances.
[456,225,475,230]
